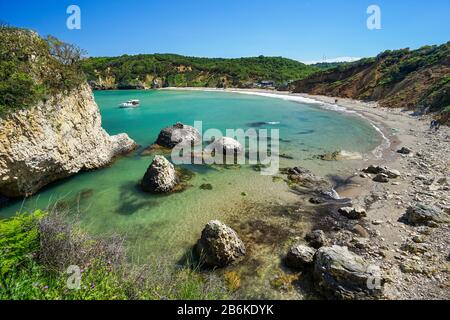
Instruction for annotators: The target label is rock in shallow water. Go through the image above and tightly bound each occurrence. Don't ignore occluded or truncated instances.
[141,155,178,193]
[155,122,201,149]
[196,220,246,268]
[314,245,384,300]
[286,244,316,269]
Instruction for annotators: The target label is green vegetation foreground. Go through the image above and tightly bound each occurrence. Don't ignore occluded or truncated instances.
[0,211,229,300]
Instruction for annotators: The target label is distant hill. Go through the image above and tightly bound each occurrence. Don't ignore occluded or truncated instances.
[81,54,319,90]
[293,43,450,119]
[310,62,350,70]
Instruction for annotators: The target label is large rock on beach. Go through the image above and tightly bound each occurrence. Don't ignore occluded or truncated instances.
[155,122,201,149]
[196,220,246,268]
[314,246,384,300]
[363,165,400,179]
[141,155,178,193]
[404,204,448,227]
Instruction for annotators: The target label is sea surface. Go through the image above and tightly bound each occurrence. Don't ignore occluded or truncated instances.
[0,90,383,298]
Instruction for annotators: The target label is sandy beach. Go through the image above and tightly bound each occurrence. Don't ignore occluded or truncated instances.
[163,87,450,300]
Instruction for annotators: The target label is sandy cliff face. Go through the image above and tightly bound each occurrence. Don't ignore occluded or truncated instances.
[0,84,136,198]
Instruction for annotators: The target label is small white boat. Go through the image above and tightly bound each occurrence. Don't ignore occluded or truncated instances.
[119,99,140,108]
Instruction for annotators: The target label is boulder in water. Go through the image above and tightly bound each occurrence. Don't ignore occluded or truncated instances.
[196,220,246,268]
[141,155,178,193]
[155,122,201,149]
[286,244,316,269]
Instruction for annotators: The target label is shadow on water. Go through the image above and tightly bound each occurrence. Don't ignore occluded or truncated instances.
[116,182,160,216]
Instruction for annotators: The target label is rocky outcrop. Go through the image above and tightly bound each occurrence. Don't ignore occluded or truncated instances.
[286,244,316,269]
[314,246,384,300]
[154,122,201,149]
[0,84,136,198]
[141,155,178,193]
[196,220,246,268]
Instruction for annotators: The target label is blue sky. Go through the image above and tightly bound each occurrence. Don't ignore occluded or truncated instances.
[1,0,449,62]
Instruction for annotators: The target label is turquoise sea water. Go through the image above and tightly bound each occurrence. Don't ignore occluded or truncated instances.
[0,90,382,297]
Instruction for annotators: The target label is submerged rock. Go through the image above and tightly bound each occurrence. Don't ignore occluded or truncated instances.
[284,166,340,200]
[318,150,363,161]
[314,246,384,300]
[200,183,213,190]
[404,204,448,227]
[339,206,367,220]
[154,122,201,149]
[141,155,178,193]
[196,220,246,268]
[286,244,316,269]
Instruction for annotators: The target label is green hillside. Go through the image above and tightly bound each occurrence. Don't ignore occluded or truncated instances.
[81,54,319,89]
[293,42,450,119]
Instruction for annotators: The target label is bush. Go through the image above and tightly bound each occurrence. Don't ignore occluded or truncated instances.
[0,211,45,277]
[0,26,86,117]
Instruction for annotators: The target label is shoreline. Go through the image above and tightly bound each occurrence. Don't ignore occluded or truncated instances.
[163,87,400,162]
[161,87,450,300]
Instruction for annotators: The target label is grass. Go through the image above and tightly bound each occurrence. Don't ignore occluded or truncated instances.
[0,211,230,300]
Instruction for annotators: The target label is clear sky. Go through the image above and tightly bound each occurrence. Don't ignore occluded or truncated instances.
[1,0,449,62]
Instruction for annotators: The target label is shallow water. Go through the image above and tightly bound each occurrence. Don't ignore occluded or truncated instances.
[0,90,383,298]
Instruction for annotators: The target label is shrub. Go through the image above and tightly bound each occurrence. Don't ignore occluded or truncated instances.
[0,211,45,277]
[0,26,86,117]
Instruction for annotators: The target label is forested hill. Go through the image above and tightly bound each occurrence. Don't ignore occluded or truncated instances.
[293,42,450,118]
[81,54,319,90]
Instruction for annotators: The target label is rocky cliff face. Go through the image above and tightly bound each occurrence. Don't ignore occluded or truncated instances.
[0,84,136,198]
